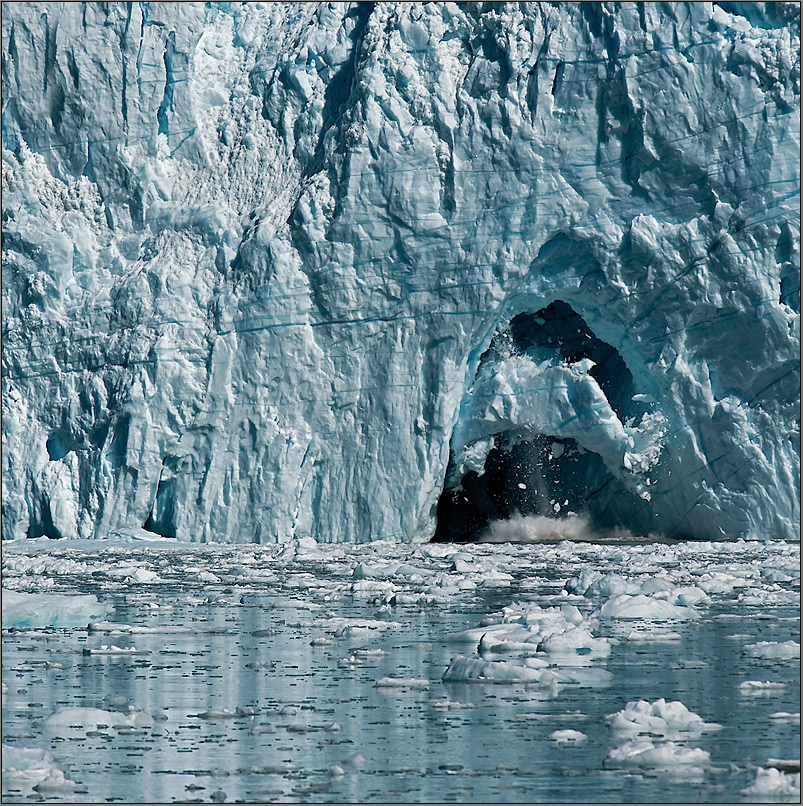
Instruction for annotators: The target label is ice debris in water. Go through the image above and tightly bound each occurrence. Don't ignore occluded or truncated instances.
[595,594,700,621]
[743,767,801,798]
[1,590,113,628]
[769,712,801,724]
[43,706,154,731]
[738,681,787,695]
[441,597,644,684]
[743,641,801,660]
[548,729,587,744]
[608,699,721,739]
[442,656,549,683]
[82,645,148,656]
[566,570,709,606]
[606,740,710,770]
[1,745,82,795]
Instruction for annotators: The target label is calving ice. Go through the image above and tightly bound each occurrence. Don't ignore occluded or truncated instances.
[1,2,799,543]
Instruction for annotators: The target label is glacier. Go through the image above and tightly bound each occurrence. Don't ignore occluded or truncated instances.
[1,1,799,543]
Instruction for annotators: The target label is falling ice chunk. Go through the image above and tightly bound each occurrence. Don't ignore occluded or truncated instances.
[518,483,527,490]
[553,502,561,513]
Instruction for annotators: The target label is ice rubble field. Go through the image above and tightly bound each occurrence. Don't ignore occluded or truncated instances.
[2,534,799,803]
[2,2,800,545]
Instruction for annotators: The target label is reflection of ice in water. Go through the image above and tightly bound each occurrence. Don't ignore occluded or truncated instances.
[1,534,800,802]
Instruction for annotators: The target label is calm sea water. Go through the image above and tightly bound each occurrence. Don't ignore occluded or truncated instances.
[2,539,800,803]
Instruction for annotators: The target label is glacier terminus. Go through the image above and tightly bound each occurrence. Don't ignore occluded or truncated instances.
[1,2,800,544]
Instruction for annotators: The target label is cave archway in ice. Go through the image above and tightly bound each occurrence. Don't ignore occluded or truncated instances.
[433,301,662,542]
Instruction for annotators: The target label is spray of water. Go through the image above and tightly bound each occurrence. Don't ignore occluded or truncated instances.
[477,512,661,544]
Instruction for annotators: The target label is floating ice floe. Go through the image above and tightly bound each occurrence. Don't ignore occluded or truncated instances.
[1,745,82,795]
[443,656,549,682]
[82,645,149,656]
[315,617,400,638]
[442,655,612,686]
[606,740,710,769]
[595,594,700,620]
[43,706,154,731]
[768,712,800,723]
[1,590,113,628]
[608,699,721,739]
[88,620,232,635]
[625,630,683,643]
[738,680,787,695]
[548,729,587,744]
[126,567,165,584]
[442,600,614,685]
[743,767,801,798]
[446,603,603,650]
[743,641,800,660]
[353,562,434,580]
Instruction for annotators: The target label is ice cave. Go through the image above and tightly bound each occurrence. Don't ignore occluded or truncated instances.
[433,300,655,542]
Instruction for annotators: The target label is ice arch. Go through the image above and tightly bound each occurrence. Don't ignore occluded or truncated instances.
[433,301,666,542]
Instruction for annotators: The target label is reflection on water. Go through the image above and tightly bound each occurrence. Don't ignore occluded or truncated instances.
[2,539,800,803]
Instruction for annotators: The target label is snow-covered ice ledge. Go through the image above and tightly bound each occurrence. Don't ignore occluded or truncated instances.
[2,2,799,542]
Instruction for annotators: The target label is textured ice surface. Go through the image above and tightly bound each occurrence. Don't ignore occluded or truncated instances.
[744,640,801,660]
[595,593,701,620]
[1,746,81,797]
[1,590,113,628]
[606,739,710,769]
[608,698,720,739]
[743,767,801,798]
[2,2,800,543]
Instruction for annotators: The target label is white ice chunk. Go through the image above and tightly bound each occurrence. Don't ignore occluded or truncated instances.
[606,740,710,769]
[548,729,587,744]
[626,630,683,643]
[608,699,720,739]
[743,641,800,660]
[768,712,800,723]
[739,680,787,695]
[442,656,547,682]
[742,767,801,797]
[596,594,700,620]
[1,745,82,795]
[82,645,148,656]
[44,706,154,731]
[2,590,112,628]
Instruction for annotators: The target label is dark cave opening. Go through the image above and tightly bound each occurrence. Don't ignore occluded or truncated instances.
[26,498,61,539]
[508,300,637,420]
[431,433,642,542]
[432,300,647,542]
[142,469,178,539]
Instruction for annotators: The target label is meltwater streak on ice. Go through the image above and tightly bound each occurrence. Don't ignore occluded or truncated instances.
[1,2,800,544]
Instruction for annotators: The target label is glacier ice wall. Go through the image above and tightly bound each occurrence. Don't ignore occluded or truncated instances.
[2,2,799,543]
